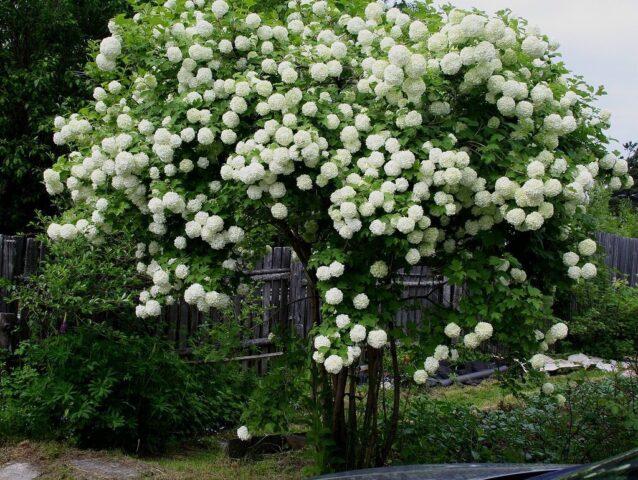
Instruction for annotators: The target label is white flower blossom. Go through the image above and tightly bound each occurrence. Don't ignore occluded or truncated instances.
[324,354,344,374]
[413,369,428,384]
[367,329,387,349]
[237,425,251,441]
[349,324,366,343]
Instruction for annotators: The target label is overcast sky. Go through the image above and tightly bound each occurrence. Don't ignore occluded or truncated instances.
[431,0,638,151]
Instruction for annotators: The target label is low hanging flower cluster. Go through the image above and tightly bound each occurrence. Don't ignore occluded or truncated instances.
[45,0,632,385]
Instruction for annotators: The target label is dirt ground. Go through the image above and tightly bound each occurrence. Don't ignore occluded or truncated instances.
[0,440,309,480]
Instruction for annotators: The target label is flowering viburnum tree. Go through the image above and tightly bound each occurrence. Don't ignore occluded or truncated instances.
[45,0,632,468]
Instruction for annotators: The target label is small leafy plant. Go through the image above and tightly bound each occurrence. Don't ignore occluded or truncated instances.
[396,376,638,464]
[0,324,250,453]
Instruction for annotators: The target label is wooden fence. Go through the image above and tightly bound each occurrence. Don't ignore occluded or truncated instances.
[596,232,638,286]
[2,232,636,367]
[0,235,46,350]
[0,235,459,369]
[147,248,460,371]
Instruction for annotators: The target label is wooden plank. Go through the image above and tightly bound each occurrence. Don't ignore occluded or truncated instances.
[242,337,274,347]
[630,238,638,286]
[0,235,4,270]
[0,235,5,313]
[0,313,16,350]
[247,267,290,276]
[23,238,40,276]
[1,238,18,314]
[279,247,291,334]
[186,351,284,364]
[289,260,307,337]
[228,351,283,362]
[39,241,47,268]
[13,236,26,279]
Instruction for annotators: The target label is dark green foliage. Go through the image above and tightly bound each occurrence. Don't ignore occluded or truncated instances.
[587,187,638,238]
[0,0,130,234]
[559,179,638,359]
[396,377,638,464]
[0,324,251,453]
[240,340,312,435]
[560,268,638,359]
[11,228,146,338]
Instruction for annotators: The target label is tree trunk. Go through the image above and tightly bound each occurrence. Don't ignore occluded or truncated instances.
[346,366,358,468]
[359,347,382,467]
[381,334,401,464]
[281,228,402,470]
[331,370,348,453]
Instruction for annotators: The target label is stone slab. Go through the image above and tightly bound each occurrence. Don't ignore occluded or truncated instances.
[0,462,40,480]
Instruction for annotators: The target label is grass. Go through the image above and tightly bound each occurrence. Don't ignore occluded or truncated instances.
[147,438,310,480]
[428,368,610,409]
[0,438,310,480]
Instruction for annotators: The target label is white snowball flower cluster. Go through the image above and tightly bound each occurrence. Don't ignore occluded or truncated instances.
[562,238,598,280]
[444,322,461,339]
[236,425,252,441]
[97,36,122,71]
[349,324,366,343]
[324,354,344,374]
[413,369,428,385]
[529,321,569,366]
[544,322,568,346]
[530,353,551,370]
[460,321,493,350]
[317,261,345,281]
[352,293,370,310]
[325,287,344,305]
[370,261,389,278]
[366,329,387,349]
[578,239,597,256]
[424,356,439,374]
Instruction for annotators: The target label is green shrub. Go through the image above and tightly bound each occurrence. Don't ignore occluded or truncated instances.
[12,230,145,338]
[3,228,256,453]
[553,186,638,359]
[0,324,252,453]
[396,377,638,464]
[560,268,638,359]
[587,187,638,238]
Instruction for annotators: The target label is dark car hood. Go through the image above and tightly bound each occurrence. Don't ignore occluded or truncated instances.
[312,463,573,480]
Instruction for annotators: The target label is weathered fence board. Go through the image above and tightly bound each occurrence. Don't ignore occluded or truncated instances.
[0,235,46,315]
[596,232,638,286]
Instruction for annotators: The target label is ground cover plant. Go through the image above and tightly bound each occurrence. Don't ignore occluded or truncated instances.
[397,375,638,465]
[41,0,633,471]
[1,230,255,454]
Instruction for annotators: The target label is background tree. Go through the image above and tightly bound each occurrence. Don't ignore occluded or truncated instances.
[0,0,130,233]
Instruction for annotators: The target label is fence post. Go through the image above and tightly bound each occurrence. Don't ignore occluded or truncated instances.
[0,313,16,351]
